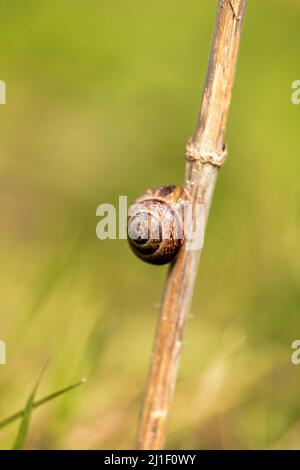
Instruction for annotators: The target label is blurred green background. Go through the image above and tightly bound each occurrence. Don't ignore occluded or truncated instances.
[0,0,300,450]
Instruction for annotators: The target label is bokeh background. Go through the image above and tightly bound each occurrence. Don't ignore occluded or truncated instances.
[0,0,300,450]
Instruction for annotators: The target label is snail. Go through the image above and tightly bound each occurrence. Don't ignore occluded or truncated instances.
[127,185,184,265]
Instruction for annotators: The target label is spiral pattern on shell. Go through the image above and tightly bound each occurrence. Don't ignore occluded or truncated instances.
[127,185,184,265]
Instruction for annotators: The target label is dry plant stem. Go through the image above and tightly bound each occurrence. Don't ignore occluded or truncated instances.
[137,0,247,450]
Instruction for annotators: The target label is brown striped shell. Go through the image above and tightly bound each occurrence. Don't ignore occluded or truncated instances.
[127,185,184,265]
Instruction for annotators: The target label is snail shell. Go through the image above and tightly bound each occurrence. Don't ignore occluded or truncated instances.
[127,185,184,265]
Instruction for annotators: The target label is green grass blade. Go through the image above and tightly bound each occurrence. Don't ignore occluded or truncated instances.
[12,360,49,450]
[0,378,86,430]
